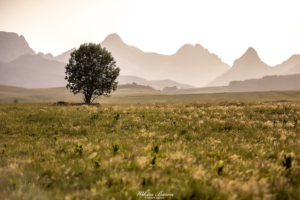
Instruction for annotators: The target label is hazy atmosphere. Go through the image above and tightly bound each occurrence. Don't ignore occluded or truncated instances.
[1,0,300,66]
[2,1,300,199]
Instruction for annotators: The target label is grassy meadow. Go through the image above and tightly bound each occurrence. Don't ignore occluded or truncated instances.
[0,84,162,104]
[2,84,300,104]
[1,99,300,199]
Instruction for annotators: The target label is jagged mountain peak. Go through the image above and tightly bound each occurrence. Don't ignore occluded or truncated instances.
[233,47,262,66]
[194,43,205,49]
[240,47,259,59]
[245,47,257,54]
[102,33,124,45]
[0,31,35,62]
[175,43,209,55]
[208,47,279,87]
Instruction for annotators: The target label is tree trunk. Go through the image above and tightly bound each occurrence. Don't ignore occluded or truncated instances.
[84,93,91,104]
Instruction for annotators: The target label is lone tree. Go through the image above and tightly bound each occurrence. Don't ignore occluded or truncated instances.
[65,43,120,104]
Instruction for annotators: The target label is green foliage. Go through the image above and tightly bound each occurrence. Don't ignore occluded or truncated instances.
[76,144,84,156]
[217,162,224,175]
[8,178,18,192]
[90,113,99,121]
[112,141,120,156]
[90,157,101,169]
[65,43,120,104]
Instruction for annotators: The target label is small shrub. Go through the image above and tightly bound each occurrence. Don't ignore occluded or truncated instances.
[2,144,7,155]
[57,101,65,105]
[76,144,84,156]
[216,162,224,175]
[112,142,120,156]
[283,119,287,126]
[115,113,120,121]
[13,99,19,104]
[91,157,101,168]
[8,178,18,191]
[180,129,187,135]
[150,156,157,165]
[153,144,159,154]
[163,137,168,143]
[90,114,99,121]
[282,155,292,169]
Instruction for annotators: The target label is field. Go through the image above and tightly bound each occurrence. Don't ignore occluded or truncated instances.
[0,84,162,104]
[2,84,300,104]
[1,99,300,199]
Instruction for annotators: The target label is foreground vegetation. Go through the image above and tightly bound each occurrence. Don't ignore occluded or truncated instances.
[0,101,300,199]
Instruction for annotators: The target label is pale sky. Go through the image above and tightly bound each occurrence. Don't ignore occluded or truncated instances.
[0,0,300,66]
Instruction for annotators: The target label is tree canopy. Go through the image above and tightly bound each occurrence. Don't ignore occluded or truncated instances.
[65,43,120,104]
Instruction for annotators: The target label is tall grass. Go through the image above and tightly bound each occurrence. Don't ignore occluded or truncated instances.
[0,101,300,199]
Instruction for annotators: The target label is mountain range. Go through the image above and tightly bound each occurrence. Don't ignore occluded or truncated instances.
[100,34,230,86]
[0,54,66,88]
[0,32,197,90]
[117,75,194,90]
[0,53,194,90]
[209,48,300,86]
[0,31,300,89]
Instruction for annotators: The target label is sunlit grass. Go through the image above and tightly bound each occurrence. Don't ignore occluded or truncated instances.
[0,101,300,199]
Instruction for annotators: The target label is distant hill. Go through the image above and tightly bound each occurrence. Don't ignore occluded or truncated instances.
[0,31,35,62]
[284,64,300,75]
[228,74,300,92]
[38,48,75,63]
[0,54,66,88]
[162,85,228,94]
[208,47,281,86]
[0,54,193,90]
[274,54,300,71]
[117,75,195,90]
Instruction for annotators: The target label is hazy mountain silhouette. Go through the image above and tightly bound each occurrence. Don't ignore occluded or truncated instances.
[117,75,195,90]
[2,31,300,90]
[100,34,230,86]
[0,32,228,87]
[0,31,35,62]
[229,74,300,92]
[274,54,300,71]
[284,64,300,75]
[38,48,75,63]
[0,52,194,89]
[208,47,281,86]
[0,54,66,88]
